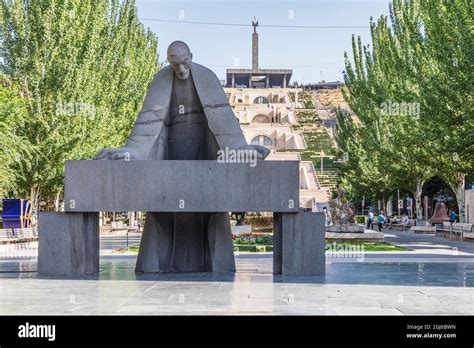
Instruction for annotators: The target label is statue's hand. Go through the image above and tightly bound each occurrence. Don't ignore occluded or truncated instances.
[234,144,270,161]
[247,144,270,160]
[94,147,141,160]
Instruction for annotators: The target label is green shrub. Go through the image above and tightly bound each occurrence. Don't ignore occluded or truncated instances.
[256,234,273,245]
[233,244,273,252]
[234,236,257,245]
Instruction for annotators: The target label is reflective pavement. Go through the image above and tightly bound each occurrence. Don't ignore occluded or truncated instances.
[0,230,473,315]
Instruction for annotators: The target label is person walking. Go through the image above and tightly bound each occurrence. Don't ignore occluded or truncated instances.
[367,210,374,230]
[449,209,456,226]
[377,211,385,232]
[323,207,332,227]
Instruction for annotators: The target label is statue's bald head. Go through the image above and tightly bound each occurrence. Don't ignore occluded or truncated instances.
[167,41,193,80]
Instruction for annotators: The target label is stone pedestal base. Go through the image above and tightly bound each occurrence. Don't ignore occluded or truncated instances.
[38,212,99,276]
[273,211,325,276]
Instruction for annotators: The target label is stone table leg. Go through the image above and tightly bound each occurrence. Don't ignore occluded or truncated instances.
[273,211,325,276]
[38,212,99,276]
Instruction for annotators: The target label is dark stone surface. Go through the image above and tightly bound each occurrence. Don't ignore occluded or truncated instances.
[274,211,325,276]
[38,212,99,276]
[64,160,299,213]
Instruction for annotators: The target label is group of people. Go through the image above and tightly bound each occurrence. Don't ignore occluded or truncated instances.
[366,210,418,232]
[366,207,458,232]
[366,210,385,232]
[323,205,457,232]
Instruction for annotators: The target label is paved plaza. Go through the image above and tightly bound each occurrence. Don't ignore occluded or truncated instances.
[0,230,473,315]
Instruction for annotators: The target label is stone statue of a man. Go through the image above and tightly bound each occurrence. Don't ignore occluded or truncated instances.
[96,41,269,273]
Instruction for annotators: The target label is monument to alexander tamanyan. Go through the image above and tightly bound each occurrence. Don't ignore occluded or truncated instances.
[96,41,270,272]
[37,41,324,277]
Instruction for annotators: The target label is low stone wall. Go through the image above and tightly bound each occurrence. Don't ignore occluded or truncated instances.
[325,230,384,242]
[411,226,436,234]
[435,230,474,242]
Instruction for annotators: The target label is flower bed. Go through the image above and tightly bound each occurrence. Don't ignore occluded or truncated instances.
[233,234,273,245]
[233,245,273,252]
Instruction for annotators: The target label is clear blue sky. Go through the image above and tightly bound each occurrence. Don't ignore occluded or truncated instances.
[136,0,391,83]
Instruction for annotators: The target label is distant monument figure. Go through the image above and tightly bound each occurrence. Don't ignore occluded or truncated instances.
[326,188,364,232]
[328,188,356,226]
[429,201,450,224]
[96,41,269,273]
[252,17,259,70]
[252,17,258,34]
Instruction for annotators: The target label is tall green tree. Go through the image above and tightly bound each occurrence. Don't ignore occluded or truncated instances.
[1,0,159,212]
[337,0,473,220]
[0,74,33,197]
[416,0,473,221]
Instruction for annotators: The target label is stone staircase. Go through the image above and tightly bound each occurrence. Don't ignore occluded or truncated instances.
[315,169,338,190]
[285,89,341,207]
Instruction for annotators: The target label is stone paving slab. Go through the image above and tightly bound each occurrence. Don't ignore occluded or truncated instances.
[0,275,472,315]
[0,230,473,315]
[0,257,473,315]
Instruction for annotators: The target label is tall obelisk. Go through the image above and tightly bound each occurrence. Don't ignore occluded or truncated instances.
[252,17,259,70]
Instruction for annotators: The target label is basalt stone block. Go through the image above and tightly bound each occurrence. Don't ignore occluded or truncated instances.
[38,212,99,276]
[64,160,299,213]
[273,211,325,276]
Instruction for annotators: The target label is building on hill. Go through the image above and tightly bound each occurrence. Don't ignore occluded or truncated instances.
[223,19,352,210]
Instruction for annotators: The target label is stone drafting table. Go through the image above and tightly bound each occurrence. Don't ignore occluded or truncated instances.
[38,160,325,277]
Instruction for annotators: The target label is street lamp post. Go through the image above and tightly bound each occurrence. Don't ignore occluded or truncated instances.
[320,150,324,174]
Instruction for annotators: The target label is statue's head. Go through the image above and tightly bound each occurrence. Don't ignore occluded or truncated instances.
[167,41,192,80]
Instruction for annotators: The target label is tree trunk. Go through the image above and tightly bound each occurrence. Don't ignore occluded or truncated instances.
[450,177,466,223]
[30,185,41,231]
[387,196,393,215]
[414,179,424,222]
[54,189,62,212]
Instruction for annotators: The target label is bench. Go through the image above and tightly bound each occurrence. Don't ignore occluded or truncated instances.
[0,228,15,244]
[384,222,410,231]
[111,221,126,232]
[411,226,436,234]
[13,228,38,242]
[0,228,37,244]
[110,221,137,234]
[436,222,473,241]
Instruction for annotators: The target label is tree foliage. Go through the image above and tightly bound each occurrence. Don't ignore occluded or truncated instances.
[0,0,159,209]
[0,74,33,196]
[336,0,473,218]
